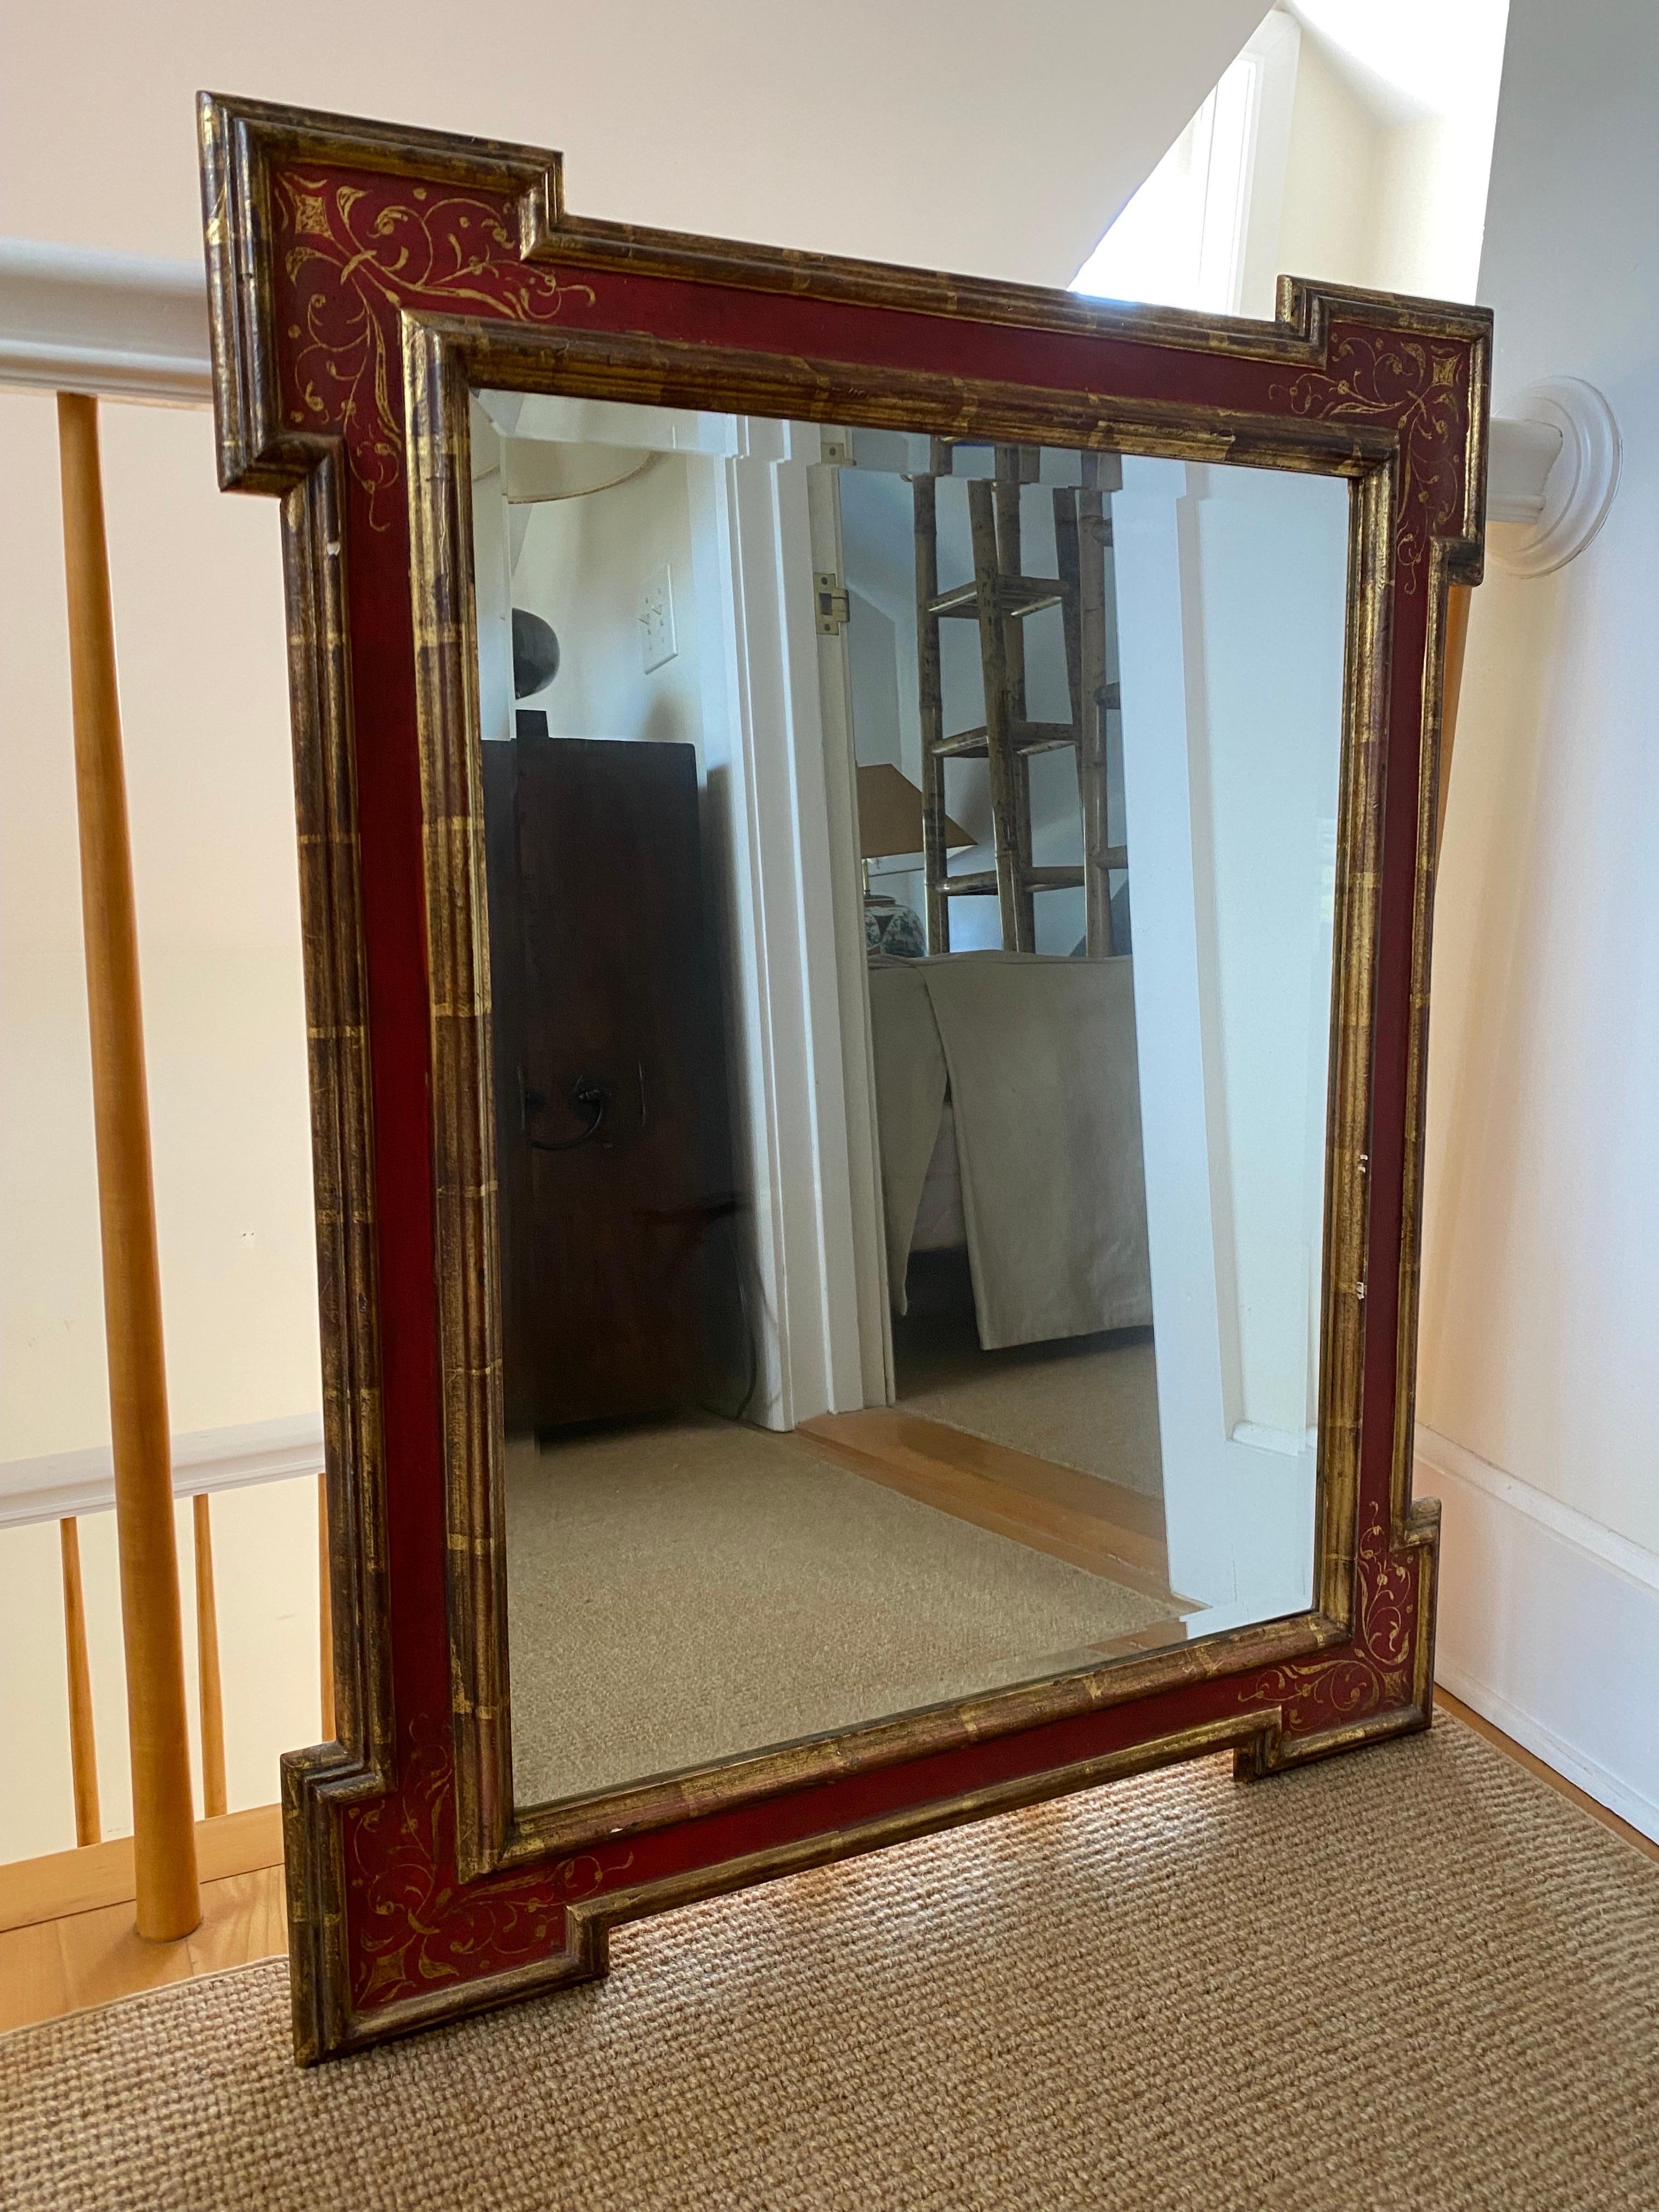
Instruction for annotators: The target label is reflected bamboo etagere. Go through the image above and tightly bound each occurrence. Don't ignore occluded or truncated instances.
[198,91,1488,2064]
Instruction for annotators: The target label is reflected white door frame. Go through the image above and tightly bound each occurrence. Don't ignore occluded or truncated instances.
[805,452,896,1409]
[686,417,882,1429]
[1113,458,1316,1616]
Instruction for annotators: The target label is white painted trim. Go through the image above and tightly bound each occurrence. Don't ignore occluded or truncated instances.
[806,452,895,1406]
[1419,1422,1659,1595]
[0,238,211,403]
[1434,1663,1659,1847]
[1486,414,1562,525]
[1487,377,1622,577]
[0,1414,326,1530]
[1231,1420,1318,1458]
[685,419,870,1429]
[1418,1423,1659,1843]
[766,430,871,1419]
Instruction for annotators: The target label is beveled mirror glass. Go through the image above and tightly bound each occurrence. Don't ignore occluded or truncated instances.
[467,395,1345,1813]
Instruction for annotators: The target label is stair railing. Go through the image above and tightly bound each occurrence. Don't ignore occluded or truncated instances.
[0,239,330,1940]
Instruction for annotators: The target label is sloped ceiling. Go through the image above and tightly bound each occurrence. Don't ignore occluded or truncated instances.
[6,0,1273,289]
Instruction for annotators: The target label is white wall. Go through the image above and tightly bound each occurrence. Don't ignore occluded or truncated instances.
[1419,0,1659,1563]
[1274,1,1508,303]
[845,586,932,927]
[2,2,1271,285]
[847,589,903,774]
[3,950,320,1458]
[0,387,323,1858]
[469,402,517,746]
[0,390,319,1462]
[513,455,706,756]
[1274,34,1385,294]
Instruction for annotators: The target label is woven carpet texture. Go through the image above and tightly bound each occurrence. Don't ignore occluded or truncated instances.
[505,1417,1171,1805]
[5,1714,1657,2209]
[893,1295,1166,1500]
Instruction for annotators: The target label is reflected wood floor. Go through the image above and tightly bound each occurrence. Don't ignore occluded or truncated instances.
[796,1408,1182,1609]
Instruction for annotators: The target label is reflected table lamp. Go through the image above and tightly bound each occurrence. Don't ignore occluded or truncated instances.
[855,764,971,957]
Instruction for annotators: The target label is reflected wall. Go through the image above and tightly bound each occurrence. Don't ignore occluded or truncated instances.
[469,395,1348,1811]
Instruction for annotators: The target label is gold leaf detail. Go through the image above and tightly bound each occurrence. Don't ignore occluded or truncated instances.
[271,171,596,532]
[343,1716,631,2011]
[1271,330,1468,588]
[290,190,334,239]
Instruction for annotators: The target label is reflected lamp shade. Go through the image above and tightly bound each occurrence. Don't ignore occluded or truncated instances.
[856,764,970,860]
[512,607,561,698]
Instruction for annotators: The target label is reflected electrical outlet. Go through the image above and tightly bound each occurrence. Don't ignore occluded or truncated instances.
[639,563,676,672]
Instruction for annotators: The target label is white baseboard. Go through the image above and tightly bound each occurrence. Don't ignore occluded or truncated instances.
[1417,1422,1659,1844]
[0,1413,325,1530]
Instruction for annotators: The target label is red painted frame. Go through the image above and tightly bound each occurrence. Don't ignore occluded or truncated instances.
[198,93,1488,2063]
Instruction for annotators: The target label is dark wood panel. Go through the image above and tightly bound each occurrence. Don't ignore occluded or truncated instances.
[485,731,732,1433]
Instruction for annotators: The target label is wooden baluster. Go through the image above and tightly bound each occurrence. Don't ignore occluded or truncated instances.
[192,1494,228,1819]
[56,391,201,1941]
[318,1470,336,1741]
[58,1519,101,1847]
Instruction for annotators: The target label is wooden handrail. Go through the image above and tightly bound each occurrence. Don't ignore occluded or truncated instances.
[57,390,200,1941]
[58,1519,101,1847]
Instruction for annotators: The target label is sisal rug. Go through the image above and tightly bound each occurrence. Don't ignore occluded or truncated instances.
[505,1417,1170,1806]
[4,1714,1656,2210]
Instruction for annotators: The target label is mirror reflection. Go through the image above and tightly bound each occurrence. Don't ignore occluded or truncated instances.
[470,392,1348,1810]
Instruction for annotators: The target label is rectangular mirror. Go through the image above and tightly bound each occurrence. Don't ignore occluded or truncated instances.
[469,395,1345,1814]
[200,92,1486,2061]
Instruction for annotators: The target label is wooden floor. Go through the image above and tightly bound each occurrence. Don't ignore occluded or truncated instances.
[797,1407,1183,1605]
[0,1807,286,2038]
[0,1867,287,2035]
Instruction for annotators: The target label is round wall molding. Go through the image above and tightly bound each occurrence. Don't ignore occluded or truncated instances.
[1489,377,1621,578]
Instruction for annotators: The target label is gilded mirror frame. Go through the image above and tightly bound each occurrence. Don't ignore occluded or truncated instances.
[199,92,1488,2064]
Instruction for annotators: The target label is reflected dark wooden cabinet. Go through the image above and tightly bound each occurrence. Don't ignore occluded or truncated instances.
[481,727,732,1434]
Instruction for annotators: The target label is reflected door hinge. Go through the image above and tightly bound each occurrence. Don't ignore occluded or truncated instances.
[815,572,851,635]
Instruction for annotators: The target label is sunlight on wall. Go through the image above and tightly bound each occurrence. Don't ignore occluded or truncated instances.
[1070,2,1510,315]
[1071,47,1260,312]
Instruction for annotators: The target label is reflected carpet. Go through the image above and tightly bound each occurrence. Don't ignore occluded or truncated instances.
[505,1417,1170,1806]
[891,1257,1165,1497]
